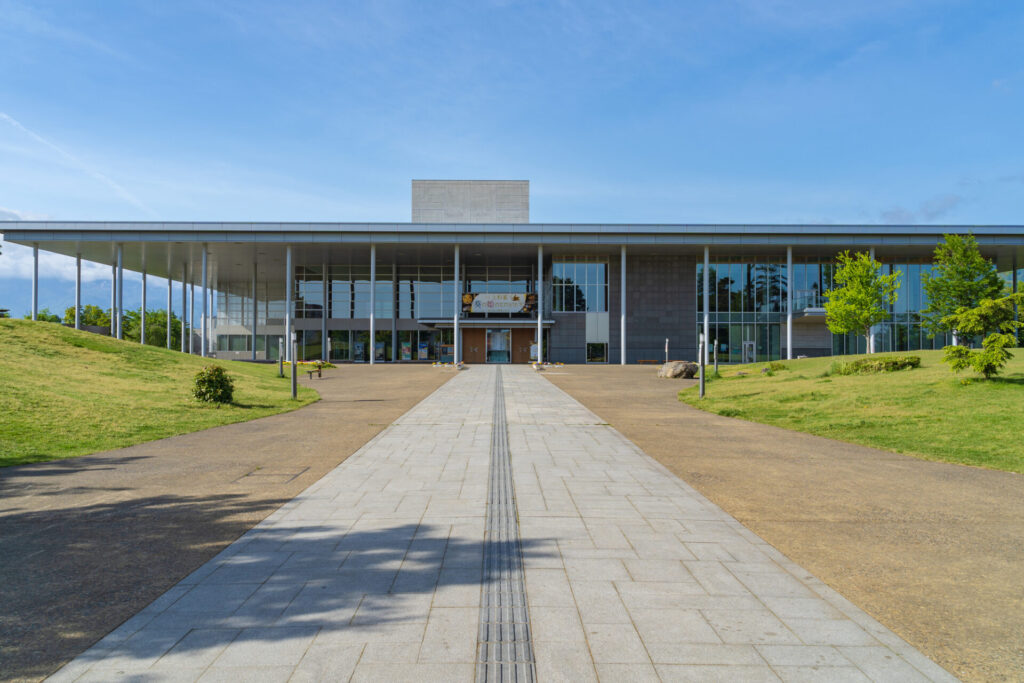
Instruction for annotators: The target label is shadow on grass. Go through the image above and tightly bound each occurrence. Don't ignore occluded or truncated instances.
[1,488,551,680]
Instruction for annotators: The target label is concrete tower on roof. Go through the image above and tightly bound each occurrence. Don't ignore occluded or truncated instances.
[412,179,529,223]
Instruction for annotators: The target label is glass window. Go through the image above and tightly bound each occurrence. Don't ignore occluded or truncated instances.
[586,343,608,363]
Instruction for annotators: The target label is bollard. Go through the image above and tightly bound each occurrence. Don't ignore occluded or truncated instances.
[713,338,718,373]
[278,339,284,378]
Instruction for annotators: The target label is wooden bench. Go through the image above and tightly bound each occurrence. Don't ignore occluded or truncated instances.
[637,359,659,364]
[305,365,323,379]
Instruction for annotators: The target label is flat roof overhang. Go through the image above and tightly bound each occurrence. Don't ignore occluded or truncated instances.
[419,318,555,328]
[4,221,1024,283]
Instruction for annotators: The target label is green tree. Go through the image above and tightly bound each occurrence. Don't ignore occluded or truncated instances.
[824,251,901,353]
[122,308,182,348]
[942,293,1024,378]
[64,304,111,327]
[23,308,62,323]
[921,234,1004,340]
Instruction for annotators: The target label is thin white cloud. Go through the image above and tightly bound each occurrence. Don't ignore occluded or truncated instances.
[0,239,110,282]
[0,112,159,218]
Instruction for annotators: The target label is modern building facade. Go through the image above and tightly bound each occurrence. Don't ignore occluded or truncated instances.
[5,180,1023,364]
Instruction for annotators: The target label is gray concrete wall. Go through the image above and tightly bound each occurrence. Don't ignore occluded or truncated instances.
[412,180,529,223]
[792,320,832,357]
[610,253,697,363]
[550,312,586,364]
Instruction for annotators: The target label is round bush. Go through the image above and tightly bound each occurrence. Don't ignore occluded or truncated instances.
[193,365,234,404]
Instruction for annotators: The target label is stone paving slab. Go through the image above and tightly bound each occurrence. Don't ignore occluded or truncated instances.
[48,365,956,682]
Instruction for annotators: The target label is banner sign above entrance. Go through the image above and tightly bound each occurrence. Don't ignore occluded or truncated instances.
[469,292,534,314]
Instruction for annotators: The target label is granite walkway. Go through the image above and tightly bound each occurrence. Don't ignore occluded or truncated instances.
[49,366,956,682]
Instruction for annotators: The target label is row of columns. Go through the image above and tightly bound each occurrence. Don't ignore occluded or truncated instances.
[31,243,213,357]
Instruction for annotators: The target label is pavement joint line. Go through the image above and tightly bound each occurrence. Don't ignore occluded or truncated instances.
[475,366,537,683]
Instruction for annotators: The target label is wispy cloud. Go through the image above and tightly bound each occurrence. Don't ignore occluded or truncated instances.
[880,192,964,224]
[0,112,158,218]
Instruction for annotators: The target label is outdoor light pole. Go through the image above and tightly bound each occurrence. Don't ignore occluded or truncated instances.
[698,332,706,400]
[290,332,297,399]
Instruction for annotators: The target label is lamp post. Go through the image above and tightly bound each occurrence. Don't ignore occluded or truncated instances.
[698,332,706,399]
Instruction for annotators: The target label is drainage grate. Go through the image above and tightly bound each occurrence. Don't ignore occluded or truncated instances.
[476,367,536,683]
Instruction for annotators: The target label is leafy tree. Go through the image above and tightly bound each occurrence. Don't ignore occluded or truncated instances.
[942,293,1024,378]
[921,234,1003,340]
[824,251,901,353]
[122,308,182,348]
[23,307,62,323]
[64,304,111,327]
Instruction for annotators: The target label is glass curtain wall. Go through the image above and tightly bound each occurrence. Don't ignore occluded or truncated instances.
[695,257,959,361]
[552,257,608,312]
[696,258,784,363]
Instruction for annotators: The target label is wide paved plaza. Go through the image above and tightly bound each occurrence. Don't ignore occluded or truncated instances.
[49,366,956,682]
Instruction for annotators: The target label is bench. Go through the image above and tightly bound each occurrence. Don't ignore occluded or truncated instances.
[305,366,323,380]
[637,359,659,364]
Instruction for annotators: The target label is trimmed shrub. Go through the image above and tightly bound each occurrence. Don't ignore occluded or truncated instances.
[193,365,234,403]
[767,361,788,372]
[829,355,920,376]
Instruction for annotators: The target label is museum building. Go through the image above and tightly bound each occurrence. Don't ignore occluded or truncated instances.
[5,180,1023,364]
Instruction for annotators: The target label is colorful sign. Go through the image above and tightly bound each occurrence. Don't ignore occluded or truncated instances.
[469,292,529,314]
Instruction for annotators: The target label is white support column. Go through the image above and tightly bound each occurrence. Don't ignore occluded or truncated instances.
[620,245,626,365]
[869,246,876,354]
[285,246,293,363]
[703,247,710,364]
[31,244,39,321]
[369,244,376,365]
[252,263,258,361]
[75,253,81,330]
[141,267,147,345]
[391,262,397,362]
[166,269,172,349]
[110,257,116,336]
[116,244,124,340]
[322,261,329,362]
[453,244,460,363]
[181,262,187,353]
[537,245,544,364]
[200,246,208,357]
[786,246,793,360]
[189,278,195,355]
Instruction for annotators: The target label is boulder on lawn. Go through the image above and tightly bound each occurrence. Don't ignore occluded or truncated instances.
[658,361,698,379]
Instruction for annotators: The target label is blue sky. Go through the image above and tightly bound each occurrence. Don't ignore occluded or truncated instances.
[1,0,1023,316]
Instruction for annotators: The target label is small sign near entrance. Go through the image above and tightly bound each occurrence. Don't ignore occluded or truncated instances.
[469,292,530,314]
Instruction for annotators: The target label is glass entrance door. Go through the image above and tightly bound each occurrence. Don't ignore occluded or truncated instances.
[486,328,511,363]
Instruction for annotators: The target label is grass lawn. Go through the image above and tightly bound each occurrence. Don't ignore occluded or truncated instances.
[679,349,1024,474]
[0,319,318,467]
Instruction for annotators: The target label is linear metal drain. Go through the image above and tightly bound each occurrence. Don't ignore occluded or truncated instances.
[476,366,536,683]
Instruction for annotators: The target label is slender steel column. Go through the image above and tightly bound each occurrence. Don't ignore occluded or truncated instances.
[166,271,172,349]
[391,262,397,362]
[200,246,208,357]
[141,268,147,345]
[869,246,876,353]
[620,245,627,364]
[703,247,710,364]
[252,263,258,361]
[189,278,195,355]
[537,245,544,364]
[285,245,293,363]
[453,245,460,363]
[786,246,793,360]
[75,253,81,329]
[116,244,124,340]
[31,244,38,321]
[369,244,376,365]
[322,262,329,362]
[181,262,187,352]
[110,256,116,336]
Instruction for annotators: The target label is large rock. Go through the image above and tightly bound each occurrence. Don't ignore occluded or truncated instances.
[658,361,698,379]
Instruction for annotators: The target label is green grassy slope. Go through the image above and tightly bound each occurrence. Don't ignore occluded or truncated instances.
[0,319,317,467]
[679,349,1024,474]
